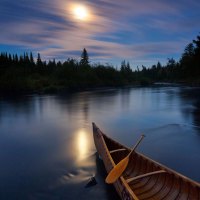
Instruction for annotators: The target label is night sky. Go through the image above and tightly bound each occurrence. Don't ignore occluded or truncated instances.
[0,0,200,68]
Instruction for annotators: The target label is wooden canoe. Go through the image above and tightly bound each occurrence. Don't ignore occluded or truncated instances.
[92,122,200,200]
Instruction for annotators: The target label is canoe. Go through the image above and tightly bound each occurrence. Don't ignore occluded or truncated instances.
[92,122,200,200]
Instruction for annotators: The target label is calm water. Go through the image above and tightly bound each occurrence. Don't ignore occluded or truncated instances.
[0,85,200,200]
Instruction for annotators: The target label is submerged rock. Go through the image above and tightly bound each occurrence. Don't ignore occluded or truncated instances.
[85,176,97,188]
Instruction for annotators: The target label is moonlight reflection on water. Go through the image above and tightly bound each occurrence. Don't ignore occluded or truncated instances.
[76,129,90,161]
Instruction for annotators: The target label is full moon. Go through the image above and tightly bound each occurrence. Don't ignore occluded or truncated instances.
[73,5,88,20]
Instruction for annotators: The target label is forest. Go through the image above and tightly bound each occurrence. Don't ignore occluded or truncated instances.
[0,34,199,95]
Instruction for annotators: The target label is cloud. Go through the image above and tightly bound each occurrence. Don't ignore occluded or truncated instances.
[0,0,199,67]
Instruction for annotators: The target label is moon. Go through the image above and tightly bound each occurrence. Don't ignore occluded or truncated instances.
[73,5,88,21]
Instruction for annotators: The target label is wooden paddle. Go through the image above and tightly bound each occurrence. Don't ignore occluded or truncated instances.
[105,134,145,184]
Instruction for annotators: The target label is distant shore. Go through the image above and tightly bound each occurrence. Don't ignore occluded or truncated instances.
[1,81,200,98]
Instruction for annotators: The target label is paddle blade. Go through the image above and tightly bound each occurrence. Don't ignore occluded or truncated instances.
[105,156,129,184]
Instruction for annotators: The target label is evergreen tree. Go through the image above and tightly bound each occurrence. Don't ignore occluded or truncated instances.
[126,61,132,73]
[8,54,12,63]
[167,58,176,67]
[120,60,126,72]
[30,52,34,65]
[156,62,162,69]
[193,35,200,76]
[14,54,18,63]
[80,48,89,66]
[19,55,24,64]
[36,53,42,66]
[184,43,195,57]
[25,52,30,65]
[193,35,200,55]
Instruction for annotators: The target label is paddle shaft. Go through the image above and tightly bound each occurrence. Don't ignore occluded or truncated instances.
[128,134,145,156]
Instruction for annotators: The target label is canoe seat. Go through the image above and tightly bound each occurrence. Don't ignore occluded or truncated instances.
[110,148,127,154]
[126,170,166,184]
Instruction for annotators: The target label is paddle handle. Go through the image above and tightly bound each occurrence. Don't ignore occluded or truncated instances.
[128,134,145,156]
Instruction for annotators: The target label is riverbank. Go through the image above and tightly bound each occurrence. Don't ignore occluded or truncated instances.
[0,80,154,97]
[2,79,200,98]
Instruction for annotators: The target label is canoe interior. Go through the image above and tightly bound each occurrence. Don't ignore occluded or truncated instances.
[94,123,200,200]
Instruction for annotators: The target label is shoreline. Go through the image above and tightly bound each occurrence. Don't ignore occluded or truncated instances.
[1,81,200,98]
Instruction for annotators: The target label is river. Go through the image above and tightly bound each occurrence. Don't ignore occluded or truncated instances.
[0,85,200,199]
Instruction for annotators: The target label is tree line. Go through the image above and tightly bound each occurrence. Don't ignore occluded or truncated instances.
[0,48,136,94]
[137,34,200,84]
[0,34,199,94]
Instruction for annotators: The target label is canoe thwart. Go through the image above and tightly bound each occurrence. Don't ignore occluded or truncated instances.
[110,148,127,154]
[126,170,166,184]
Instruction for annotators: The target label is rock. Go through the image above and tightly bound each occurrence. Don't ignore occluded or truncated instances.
[85,176,97,188]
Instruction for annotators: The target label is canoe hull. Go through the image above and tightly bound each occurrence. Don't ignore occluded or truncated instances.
[92,123,200,200]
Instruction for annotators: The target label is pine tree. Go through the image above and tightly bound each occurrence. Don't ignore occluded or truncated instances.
[36,53,42,66]
[80,48,89,66]
[19,55,23,64]
[126,61,132,73]
[15,54,19,63]
[157,62,162,69]
[193,35,200,55]
[8,54,12,63]
[30,52,34,64]
[120,60,126,72]
[25,52,30,65]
